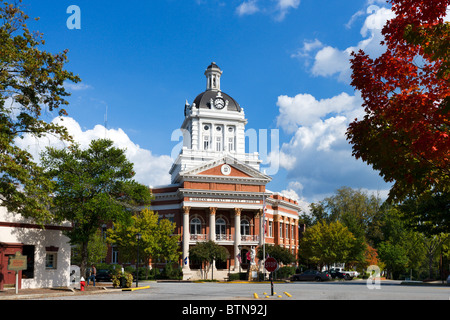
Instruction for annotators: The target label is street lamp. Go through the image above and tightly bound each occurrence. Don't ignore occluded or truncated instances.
[136,233,141,288]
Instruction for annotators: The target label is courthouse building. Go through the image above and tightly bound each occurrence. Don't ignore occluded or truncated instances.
[150,63,302,280]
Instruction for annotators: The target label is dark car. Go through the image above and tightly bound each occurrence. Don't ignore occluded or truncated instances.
[95,269,112,282]
[291,270,331,282]
[327,269,345,279]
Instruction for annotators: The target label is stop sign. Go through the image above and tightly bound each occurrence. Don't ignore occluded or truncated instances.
[264,257,278,272]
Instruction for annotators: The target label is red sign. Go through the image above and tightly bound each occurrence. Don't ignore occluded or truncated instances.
[264,257,278,272]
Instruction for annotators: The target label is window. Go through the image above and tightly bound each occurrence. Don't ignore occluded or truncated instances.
[228,137,235,151]
[241,219,250,236]
[203,135,210,150]
[286,224,289,239]
[279,222,283,238]
[216,218,226,240]
[101,224,107,240]
[45,253,57,269]
[268,221,273,237]
[191,218,202,235]
[112,247,119,264]
[216,136,222,151]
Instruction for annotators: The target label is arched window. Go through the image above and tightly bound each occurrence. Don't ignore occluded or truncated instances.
[241,219,250,236]
[190,218,201,235]
[216,218,226,239]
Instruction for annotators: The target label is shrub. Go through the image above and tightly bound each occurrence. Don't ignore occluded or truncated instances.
[228,272,247,281]
[111,269,133,288]
[162,264,183,280]
[276,266,296,280]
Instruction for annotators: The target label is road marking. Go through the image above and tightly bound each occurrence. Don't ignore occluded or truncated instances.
[122,285,150,292]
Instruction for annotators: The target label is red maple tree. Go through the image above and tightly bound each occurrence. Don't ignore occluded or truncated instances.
[347,0,450,202]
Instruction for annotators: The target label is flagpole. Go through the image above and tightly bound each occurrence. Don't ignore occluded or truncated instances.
[262,194,266,277]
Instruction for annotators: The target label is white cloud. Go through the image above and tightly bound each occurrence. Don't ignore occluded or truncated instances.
[276,92,363,133]
[274,87,388,199]
[295,4,395,83]
[236,0,259,16]
[15,117,172,188]
[345,9,365,29]
[235,0,300,20]
[64,82,93,91]
[275,0,300,20]
[291,39,324,67]
[280,181,311,214]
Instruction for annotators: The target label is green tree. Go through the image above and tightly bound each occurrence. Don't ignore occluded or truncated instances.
[400,191,450,235]
[377,241,409,279]
[323,186,382,240]
[298,220,364,269]
[154,218,181,263]
[189,240,229,280]
[299,202,328,226]
[71,230,108,266]
[41,139,152,277]
[107,208,181,278]
[257,244,295,265]
[375,206,427,279]
[0,0,80,222]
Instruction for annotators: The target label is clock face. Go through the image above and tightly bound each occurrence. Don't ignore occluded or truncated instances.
[214,98,225,109]
[221,164,231,176]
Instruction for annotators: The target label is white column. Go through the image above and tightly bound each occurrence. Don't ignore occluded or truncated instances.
[234,208,241,270]
[209,207,217,273]
[209,207,216,241]
[182,206,190,271]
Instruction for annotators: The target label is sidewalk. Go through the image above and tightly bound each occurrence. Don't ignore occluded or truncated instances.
[0,282,124,300]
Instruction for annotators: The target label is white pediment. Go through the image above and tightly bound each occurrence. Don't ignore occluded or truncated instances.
[180,155,272,182]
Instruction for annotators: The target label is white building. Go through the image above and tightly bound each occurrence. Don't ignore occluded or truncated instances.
[150,63,302,280]
[0,206,72,290]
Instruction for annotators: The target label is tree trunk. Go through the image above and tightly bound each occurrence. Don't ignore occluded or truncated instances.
[80,241,88,279]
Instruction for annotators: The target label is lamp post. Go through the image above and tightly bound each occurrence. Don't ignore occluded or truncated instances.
[136,233,141,288]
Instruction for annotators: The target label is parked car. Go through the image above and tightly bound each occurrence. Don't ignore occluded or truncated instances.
[291,270,331,282]
[447,275,450,284]
[329,268,359,280]
[327,269,346,279]
[95,269,112,282]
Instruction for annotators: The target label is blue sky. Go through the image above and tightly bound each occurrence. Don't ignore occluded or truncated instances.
[18,0,396,211]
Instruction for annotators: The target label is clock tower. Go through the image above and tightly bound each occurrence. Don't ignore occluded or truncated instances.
[150,63,302,281]
[170,63,262,184]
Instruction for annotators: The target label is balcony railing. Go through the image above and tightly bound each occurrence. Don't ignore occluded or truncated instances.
[190,234,208,241]
[189,234,259,242]
[241,235,259,242]
[216,234,233,241]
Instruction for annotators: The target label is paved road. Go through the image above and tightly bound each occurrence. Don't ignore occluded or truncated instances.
[37,280,450,300]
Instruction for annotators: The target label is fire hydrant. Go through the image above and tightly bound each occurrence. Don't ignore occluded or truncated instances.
[80,277,86,292]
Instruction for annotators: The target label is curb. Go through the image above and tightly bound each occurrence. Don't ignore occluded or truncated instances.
[0,287,122,300]
[122,285,150,292]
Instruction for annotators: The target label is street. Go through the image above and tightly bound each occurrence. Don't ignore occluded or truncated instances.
[36,280,450,300]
